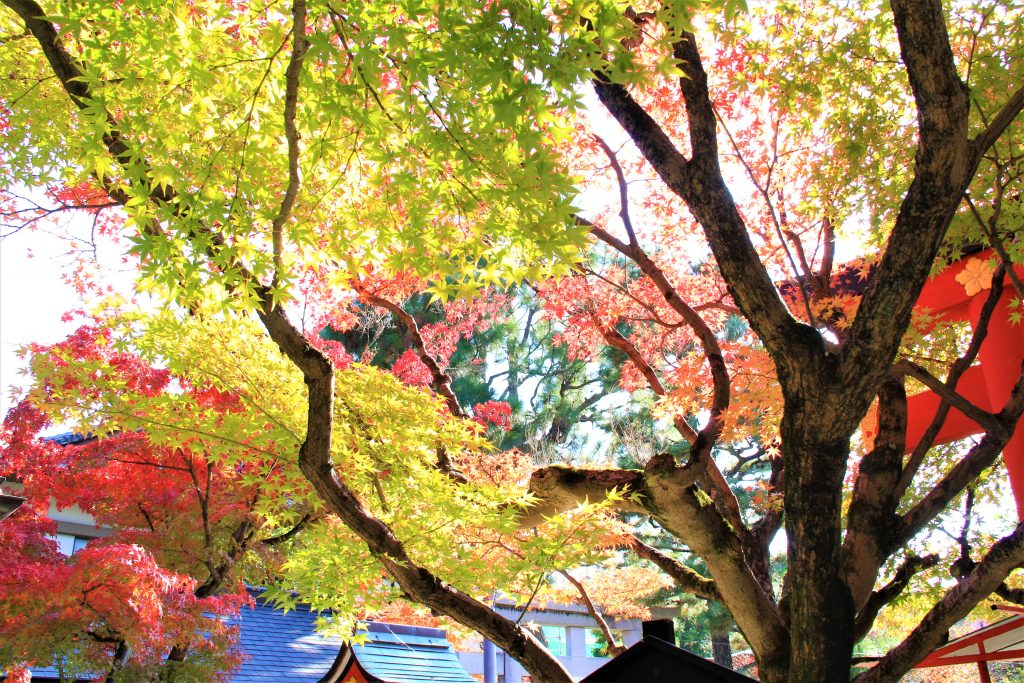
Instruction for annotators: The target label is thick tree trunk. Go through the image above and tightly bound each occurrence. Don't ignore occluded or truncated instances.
[104,641,129,683]
[782,404,856,682]
[160,645,187,682]
[711,629,733,670]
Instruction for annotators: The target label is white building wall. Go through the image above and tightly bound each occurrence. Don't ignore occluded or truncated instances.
[458,602,650,682]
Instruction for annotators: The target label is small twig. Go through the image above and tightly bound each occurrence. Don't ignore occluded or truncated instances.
[559,570,626,656]
[593,134,638,246]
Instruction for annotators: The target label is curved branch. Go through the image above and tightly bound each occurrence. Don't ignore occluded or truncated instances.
[852,554,939,644]
[598,323,745,532]
[3,0,174,223]
[598,324,697,443]
[593,135,637,246]
[964,191,1024,301]
[360,291,466,419]
[855,524,1024,682]
[714,108,816,326]
[627,536,720,602]
[559,570,626,657]
[949,491,1024,606]
[749,452,785,554]
[586,221,744,531]
[582,266,681,328]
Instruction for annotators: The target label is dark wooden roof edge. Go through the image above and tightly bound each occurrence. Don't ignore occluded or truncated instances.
[317,645,389,683]
[581,636,758,682]
[317,645,352,683]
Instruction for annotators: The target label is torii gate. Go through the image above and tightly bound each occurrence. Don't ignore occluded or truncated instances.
[865,249,1024,517]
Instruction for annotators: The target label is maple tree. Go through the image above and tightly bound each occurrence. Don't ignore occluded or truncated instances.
[1,305,630,679]
[2,0,1024,682]
[0,320,319,680]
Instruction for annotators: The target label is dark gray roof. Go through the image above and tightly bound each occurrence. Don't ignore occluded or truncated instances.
[16,592,340,682]
[347,623,476,683]
[17,591,474,683]
[228,592,343,682]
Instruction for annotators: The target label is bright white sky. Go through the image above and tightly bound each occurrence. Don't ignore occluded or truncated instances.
[0,223,136,419]
[1,232,80,417]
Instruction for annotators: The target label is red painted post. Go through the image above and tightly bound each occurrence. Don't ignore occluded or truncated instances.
[865,250,1024,518]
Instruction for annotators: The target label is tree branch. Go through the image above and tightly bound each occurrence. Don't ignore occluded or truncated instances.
[590,53,805,366]
[598,324,698,443]
[843,379,908,612]
[893,359,1004,437]
[270,0,309,288]
[587,222,734,506]
[973,84,1024,157]
[840,0,973,413]
[10,10,572,681]
[559,570,626,656]
[852,554,939,644]
[360,291,466,419]
[2,0,174,222]
[359,290,471,479]
[964,191,1024,301]
[856,524,1024,682]
[894,269,1005,498]
[261,512,314,546]
[592,135,637,246]
[627,536,720,602]
[950,491,1024,606]
[897,352,1024,549]
[525,459,786,663]
[521,465,647,526]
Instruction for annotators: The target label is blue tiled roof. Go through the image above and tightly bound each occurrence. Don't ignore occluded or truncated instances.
[17,665,88,681]
[228,591,343,682]
[43,432,92,446]
[350,623,477,683]
[17,592,476,683]
[16,592,339,682]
